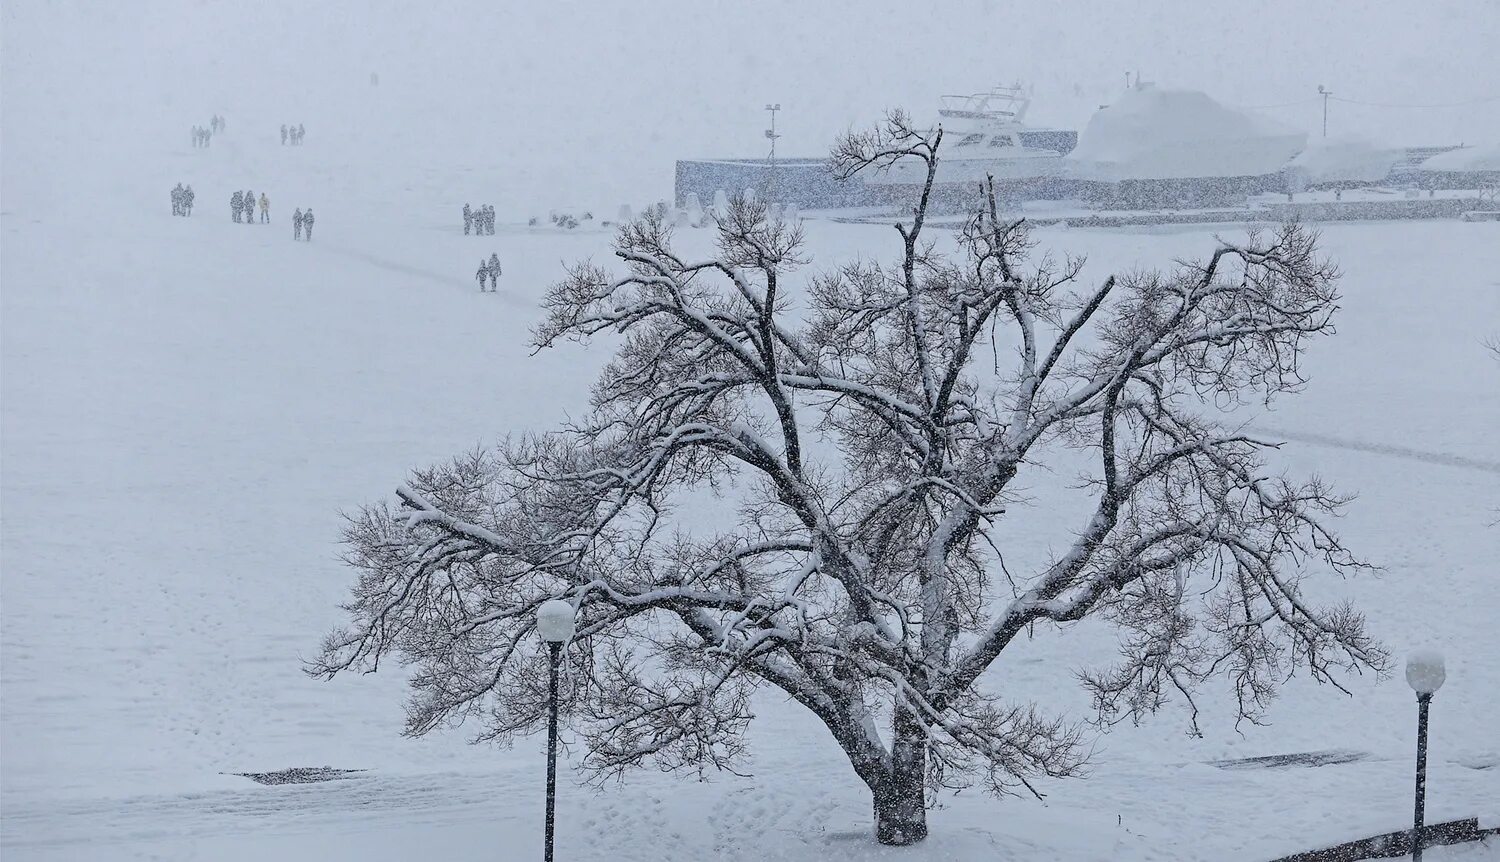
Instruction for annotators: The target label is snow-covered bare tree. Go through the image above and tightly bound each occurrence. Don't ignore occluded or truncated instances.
[311,110,1387,845]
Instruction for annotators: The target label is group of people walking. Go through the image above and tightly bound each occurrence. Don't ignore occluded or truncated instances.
[231,190,269,224]
[475,253,502,291]
[170,183,196,216]
[177,113,324,242]
[293,208,316,241]
[190,115,226,148]
[463,203,495,235]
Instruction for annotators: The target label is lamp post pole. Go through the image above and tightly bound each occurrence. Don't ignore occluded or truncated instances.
[545,640,561,862]
[1405,649,1445,862]
[1412,692,1432,862]
[1317,85,1332,138]
[537,599,577,862]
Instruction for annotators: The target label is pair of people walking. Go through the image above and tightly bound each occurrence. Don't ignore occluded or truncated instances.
[171,183,195,216]
[191,126,212,147]
[475,253,502,291]
[293,208,315,241]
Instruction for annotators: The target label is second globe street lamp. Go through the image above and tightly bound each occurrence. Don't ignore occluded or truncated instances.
[537,599,577,862]
[1404,649,1446,862]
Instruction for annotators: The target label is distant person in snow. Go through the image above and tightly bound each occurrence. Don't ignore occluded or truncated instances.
[172,183,183,216]
[293,208,304,240]
[476,259,489,291]
[184,185,194,215]
[281,124,288,146]
[487,252,501,290]
[485,205,496,235]
[463,204,473,235]
[244,191,255,224]
[259,193,270,223]
[231,190,244,222]
[297,123,304,144]
[302,208,314,240]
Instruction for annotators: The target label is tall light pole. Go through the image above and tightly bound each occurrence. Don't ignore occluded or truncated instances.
[1317,85,1332,138]
[537,599,576,862]
[1405,650,1446,862]
[764,103,781,204]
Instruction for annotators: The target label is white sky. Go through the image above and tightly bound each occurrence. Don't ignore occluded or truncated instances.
[5,0,1498,206]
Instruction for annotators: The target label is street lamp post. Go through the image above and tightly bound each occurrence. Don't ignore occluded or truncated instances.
[1405,650,1446,862]
[537,599,576,862]
[1317,85,1332,138]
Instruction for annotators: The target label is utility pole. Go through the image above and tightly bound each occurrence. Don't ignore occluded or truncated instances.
[764,103,781,204]
[1317,85,1332,138]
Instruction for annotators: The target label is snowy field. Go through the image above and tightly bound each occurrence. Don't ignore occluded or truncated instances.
[5,8,1500,861]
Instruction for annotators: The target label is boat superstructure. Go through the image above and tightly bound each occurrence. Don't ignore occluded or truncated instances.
[868,84,1076,186]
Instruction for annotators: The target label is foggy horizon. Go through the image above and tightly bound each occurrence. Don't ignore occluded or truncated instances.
[7,0,1497,212]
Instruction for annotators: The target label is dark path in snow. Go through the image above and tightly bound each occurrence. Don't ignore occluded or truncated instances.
[1254,426,1500,475]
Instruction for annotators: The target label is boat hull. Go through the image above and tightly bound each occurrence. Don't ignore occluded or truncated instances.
[867,152,1064,186]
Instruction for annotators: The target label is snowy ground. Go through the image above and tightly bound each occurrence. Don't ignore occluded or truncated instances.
[5,59,1500,862]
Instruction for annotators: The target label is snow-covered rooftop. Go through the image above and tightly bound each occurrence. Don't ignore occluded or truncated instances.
[1066,85,1308,181]
[1286,135,1401,186]
[1419,143,1500,173]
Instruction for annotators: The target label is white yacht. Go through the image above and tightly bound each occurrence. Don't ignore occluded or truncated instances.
[867,85,1076,186]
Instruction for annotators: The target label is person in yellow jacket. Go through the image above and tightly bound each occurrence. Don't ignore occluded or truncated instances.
[259,193,270,224]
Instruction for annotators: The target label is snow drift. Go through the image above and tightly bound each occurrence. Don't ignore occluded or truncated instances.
[1066,85,1308,180]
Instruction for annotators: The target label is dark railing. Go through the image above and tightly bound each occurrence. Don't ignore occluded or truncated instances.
[1266,817,1498,862]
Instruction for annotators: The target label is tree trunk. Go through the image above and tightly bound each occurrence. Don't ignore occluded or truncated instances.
[873,701,929,845]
